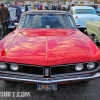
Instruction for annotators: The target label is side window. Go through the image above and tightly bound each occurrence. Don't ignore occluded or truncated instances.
[19,15,26,28]
[71,10,73,14]
[68,15,75,28]
[69,9,73,14]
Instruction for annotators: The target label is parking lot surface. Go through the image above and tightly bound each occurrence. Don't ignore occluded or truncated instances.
[0,78,99,100]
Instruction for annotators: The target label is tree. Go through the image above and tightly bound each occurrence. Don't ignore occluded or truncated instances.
[94,0,98,3]
[9,0,15,3]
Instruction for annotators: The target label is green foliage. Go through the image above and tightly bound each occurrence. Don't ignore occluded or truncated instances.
[9,0,15,3]
[94,0,98,3]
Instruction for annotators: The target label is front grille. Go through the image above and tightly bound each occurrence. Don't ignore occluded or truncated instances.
[21,65,43,75]
[0,62,99,77]
[7,64,43,75]
[51,65,74,75]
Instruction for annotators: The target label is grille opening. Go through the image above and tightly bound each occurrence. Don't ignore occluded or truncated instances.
[51,65,74,75]
[6,64,43,75]
[21,65,43,75]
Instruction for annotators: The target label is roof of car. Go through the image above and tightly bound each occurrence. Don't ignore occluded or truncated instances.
[23,10,70,15]
[71,6,95,10]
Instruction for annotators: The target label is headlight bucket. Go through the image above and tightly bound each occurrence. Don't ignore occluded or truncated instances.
[10,64,19,71]
[75,63,84,71]
[87,62,95,70]
[0,63,7,70]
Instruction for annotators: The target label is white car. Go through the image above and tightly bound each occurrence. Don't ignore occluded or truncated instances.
[70,6,100,29]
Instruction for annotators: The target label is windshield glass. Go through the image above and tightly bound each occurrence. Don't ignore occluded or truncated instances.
[9,9,16,17]
[19,14,75,29]
[97,8,100,10]
[74,9,96,14]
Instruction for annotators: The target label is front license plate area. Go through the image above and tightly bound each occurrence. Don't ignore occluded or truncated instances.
[37,83,57,91]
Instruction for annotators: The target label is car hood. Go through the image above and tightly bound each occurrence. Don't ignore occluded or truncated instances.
[4,29,94,66]
[73,14,100,26]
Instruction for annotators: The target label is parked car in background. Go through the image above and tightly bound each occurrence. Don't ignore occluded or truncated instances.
[28,6,33,10]
[96,7,100,15]
[86,20,100,44]
[8,7,17,29]
[0,10,100,91]
[70,6,100,31]
[96,4,100,15]
[22,5,33,13]
[0,7,17,34]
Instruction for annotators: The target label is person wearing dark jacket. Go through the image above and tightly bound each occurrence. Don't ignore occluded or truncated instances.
[14,2,22,23]
[25,5,28,12]
[0,3,10,35]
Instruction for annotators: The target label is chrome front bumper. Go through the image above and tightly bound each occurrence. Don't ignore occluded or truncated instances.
[0,72,100,83]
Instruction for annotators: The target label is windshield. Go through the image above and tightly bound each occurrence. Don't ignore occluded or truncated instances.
[9,9,16,17]
[19,14,75,29]
[97,8,100,10]
[74,9,96,14]
[28,6,33,10]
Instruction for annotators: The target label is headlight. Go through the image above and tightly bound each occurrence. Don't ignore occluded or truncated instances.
[87,62,95,70]
[10,64,19,71]
[0,63,7,70]
[75,63,84,71]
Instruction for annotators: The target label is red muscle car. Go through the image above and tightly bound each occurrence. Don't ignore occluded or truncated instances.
[0,10,100,91]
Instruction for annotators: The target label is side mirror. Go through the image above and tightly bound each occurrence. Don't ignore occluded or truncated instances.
[76,24,80,28]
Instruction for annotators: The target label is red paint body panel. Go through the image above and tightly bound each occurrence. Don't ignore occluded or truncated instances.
[76,31,100,61]
[0,28,100,66]
[0,29,19,61]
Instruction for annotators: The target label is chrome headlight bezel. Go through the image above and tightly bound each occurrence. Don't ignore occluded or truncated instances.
[10,64,19,71]
[0,63,7,70]
[87,62,95,70]
[75,63,84,71]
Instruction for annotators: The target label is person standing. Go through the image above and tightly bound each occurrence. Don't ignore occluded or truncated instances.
[25,5,28,12]
[14,2,22,23]
[40,4,43,10]
[0,3,10,35]
[37,4,40,10]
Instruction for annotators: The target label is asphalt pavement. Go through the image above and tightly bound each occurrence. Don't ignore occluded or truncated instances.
[0,79,100,100]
